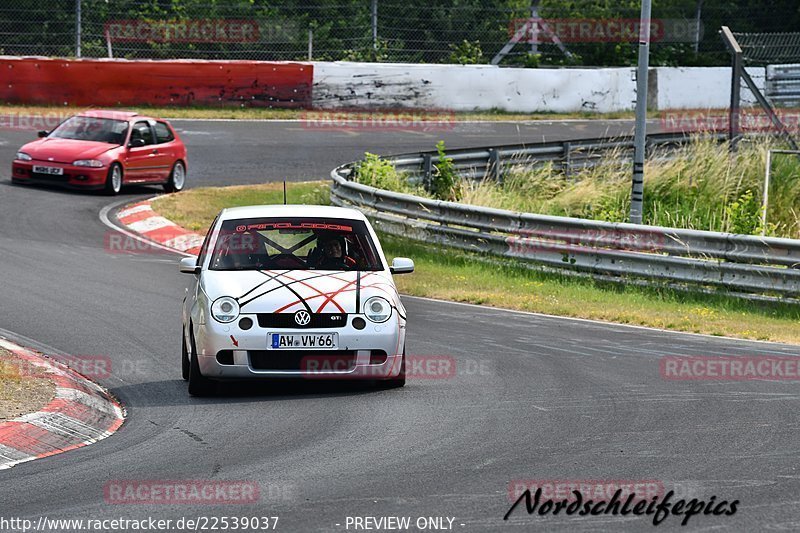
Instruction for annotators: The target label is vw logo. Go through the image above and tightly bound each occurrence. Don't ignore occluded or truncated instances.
[294,310,311,326]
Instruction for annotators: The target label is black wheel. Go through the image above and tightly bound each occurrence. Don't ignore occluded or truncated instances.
[181,330,190,381]
[187,328,215,396]
[164,160,186,193]
[103,163,123,195]
[377,349,406,389]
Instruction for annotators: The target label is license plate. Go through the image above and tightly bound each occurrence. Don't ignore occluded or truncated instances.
[269,333,338,350]
[32,165,64,175]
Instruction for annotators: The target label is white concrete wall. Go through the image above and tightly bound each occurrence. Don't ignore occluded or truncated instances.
[312,61,766,113]
[653,66,764,110]
[313,62,636,113]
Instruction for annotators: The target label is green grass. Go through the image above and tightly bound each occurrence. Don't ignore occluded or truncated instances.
[356,137,800,238]
[0,103,642,122]
[151,181,800,345]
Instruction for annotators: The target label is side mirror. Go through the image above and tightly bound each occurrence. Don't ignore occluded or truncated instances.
[128,138,146,148]
[390,257,414,274]
[179,256,201,275]
[37,130,48,138]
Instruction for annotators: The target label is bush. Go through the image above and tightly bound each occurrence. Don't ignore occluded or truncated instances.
[432,141,461,201]
[448,40,484,64]
[725,189,763,235]
[354,152,412,192]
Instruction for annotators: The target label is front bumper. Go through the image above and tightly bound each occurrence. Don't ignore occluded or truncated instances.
[194,314,405,380]
[12,160,107,189]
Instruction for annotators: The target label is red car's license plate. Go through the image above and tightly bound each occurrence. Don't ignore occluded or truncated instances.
[32,165,64,175]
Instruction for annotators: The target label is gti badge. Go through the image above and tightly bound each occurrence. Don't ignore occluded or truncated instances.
[294,310,311,326]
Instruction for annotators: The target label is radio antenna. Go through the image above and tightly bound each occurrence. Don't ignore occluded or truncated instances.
[283,180,287,205]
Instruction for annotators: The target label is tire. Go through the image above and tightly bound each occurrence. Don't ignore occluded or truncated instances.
[377,349,406,389]
[181,329,190,381]
[164,160,186,193]
[103,163,123,196]
[187,328,215,396]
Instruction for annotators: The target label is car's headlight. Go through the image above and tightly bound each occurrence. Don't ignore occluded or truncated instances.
[211,297,240,323]
[364,296,392,323]
[73,159,104,167]
[15,152,32,161]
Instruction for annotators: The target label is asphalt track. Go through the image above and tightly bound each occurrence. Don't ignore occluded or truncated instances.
[1,119,800,532]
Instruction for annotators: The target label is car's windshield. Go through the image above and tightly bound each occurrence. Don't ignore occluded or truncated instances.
[49,116,128,144]
[209,217,383,271]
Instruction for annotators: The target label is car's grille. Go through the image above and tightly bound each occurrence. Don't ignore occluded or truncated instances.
[249,350,357,371]
[256,313,348,329]
[30,172,70,182]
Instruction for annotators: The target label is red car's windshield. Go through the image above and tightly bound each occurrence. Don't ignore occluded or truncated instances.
[209,217,384,272]
[49,116,129,144]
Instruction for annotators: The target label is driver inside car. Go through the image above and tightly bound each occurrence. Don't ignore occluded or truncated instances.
[312,235,357,270]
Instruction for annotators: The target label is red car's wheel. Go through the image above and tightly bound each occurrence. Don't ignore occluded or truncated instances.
[103,163,123,196]
[164,161,186,193]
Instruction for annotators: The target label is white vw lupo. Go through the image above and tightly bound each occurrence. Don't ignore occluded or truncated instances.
[179,205,414,396]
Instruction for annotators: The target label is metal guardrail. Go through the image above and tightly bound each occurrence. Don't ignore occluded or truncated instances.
[385,132,726,184]
[330,133,800,299]
[767,64,800,108]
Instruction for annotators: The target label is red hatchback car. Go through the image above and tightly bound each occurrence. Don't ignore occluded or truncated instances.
[11,110,187,195]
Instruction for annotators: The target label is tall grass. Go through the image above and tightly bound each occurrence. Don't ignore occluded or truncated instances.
[459,137,800,238]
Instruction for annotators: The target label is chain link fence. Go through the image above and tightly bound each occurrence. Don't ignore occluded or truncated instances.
[2,1,799,66]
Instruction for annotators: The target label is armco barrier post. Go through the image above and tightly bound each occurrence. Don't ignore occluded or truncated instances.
[422,153,433,192]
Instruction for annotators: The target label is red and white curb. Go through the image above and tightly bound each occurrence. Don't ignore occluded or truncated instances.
[0,338,125,470]
[115,199,204,255]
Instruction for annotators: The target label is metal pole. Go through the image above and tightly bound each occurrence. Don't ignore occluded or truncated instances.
[761,149,771,235]
[693,0,704,54]
[730,51,742,148]
[308,28,313,60]
[75,0,82,58]
[530,0,540,55]
[371,0,378,53]
[629,0,652,225]
[720,27,743,149]
[105,29,113,58]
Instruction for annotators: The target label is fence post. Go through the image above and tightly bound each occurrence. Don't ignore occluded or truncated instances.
[75,0,82,58]
[371,0,378,53]
[629,0,652,224]
[720,27,742,149]
[489,149,503,184]
[422,153,433,192]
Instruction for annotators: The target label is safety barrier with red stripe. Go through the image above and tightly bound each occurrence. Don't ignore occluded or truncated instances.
[0,57,313,108]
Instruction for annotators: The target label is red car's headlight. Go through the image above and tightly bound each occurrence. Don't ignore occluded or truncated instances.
[73,159,105,168]
[15,152,32,161]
